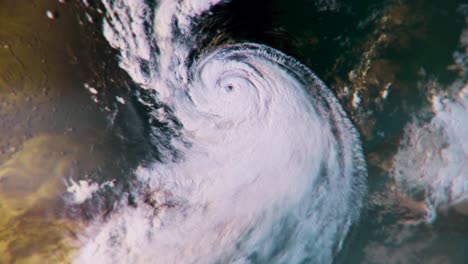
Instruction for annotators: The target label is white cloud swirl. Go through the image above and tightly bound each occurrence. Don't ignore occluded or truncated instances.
[76,1,367,263]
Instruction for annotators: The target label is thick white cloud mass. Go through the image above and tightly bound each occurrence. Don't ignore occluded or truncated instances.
[393,25,468,221]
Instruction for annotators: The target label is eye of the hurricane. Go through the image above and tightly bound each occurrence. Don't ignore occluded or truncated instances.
[217,74,252,94]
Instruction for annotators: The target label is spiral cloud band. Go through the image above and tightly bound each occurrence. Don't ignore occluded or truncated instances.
[76,1,367,263]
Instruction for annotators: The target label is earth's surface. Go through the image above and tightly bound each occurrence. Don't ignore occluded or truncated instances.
[0,0,467,263]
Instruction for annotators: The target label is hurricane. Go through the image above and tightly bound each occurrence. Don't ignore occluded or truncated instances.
[75,0,367,263]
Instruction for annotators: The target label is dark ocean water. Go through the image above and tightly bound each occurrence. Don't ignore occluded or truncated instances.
[0,0,467,263]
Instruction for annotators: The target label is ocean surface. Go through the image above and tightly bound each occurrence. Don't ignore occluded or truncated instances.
[0,0,467,263]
